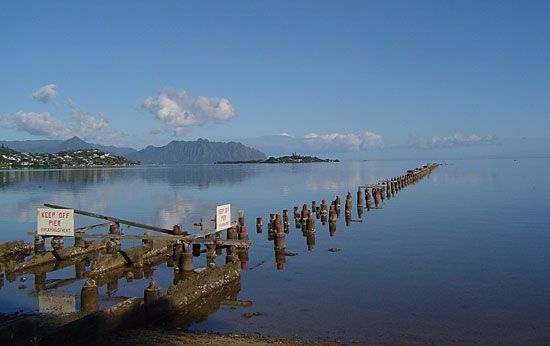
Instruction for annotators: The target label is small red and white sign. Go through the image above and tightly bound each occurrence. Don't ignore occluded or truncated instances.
[37,208,74,237]
[216,204,231,232]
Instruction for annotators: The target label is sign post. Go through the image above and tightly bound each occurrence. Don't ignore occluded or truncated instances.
[37,208,75,237]
[216,204,231,232]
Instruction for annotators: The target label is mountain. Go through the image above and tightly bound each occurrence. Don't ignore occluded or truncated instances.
[0,139,63,153]
[126,138,267,164]
[0,137,267,164]
[0,137,138,158]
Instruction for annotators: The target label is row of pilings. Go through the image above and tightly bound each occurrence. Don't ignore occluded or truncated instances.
[255,163,439,270]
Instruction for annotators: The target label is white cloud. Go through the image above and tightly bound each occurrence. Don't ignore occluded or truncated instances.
[66,99,120,141]
[429,133,495,148]
[302,132,383,151]
[241,131,384,155]
[32,84,57,103]
[0,111,71,138]
[0,101,123,141]
[141,88,235,136]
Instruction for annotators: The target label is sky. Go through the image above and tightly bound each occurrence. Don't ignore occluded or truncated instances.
[0,0,548,159]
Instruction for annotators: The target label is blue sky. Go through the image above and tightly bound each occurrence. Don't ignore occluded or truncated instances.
[0,0,548,159]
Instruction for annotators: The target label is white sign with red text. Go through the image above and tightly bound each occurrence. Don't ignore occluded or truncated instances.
[37,208,74,237]
[216,204,231,232]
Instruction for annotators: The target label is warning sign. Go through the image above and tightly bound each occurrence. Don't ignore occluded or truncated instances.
[216,204,231,232]
[37,208,74,237]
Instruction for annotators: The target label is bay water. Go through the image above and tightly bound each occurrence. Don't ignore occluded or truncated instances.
[0,159,548,344]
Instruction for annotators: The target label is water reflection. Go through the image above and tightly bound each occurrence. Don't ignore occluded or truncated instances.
[0,165,262,191]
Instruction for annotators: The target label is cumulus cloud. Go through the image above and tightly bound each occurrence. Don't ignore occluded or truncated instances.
[32,84,57,103]
[241,131,384,155]
[302,132,383,151]
[141,88,235,135]
[66,99,120,141]
[0,111,71,138]
[428,133,495,148]
[0,101,123,141]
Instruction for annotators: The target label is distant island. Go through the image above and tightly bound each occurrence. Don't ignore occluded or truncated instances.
[0,145,138,169]
[216,154,339,164]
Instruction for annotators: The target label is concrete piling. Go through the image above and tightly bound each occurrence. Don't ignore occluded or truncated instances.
[301,204,308,224]
[75,259,86,279]
[329,222,336,237]
[206,245,217,268]
[275,248,285,270]
[225,245,238,264]
[179,252,194,272]
[274,232,285,250]
[51,236,64,251]
[366,188,372,210]
[238,210,245,230]
[238,246,249,269]
[34,235,45,254]
[282,210,290,234]
[74,236,86,249]
[238,225,248,241]
[307,231,316,251]
[345,192,352,216]
[329,205,337,223]
[307,212,315,232]
[141,231,153,247]
[256,217,263,233]
[144,280,161,305]
[172,224,183,236]
[227,225,238,240]
[81,279,99,314]
[172,241,183,261]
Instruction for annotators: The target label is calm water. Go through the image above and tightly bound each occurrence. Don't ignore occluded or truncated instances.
[0,159,548,344]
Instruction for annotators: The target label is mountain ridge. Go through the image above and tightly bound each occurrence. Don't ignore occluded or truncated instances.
[0,137,266,164]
